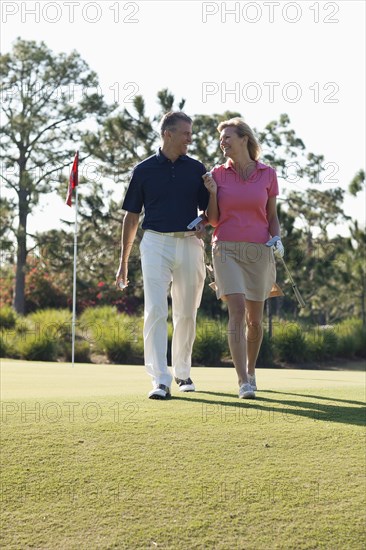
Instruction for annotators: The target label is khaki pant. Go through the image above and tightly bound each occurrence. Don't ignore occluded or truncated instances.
[140,231,206,387]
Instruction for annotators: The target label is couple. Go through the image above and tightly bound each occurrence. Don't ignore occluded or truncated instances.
[115,111,284,400]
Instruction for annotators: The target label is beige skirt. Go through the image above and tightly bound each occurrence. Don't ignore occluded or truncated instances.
[212,241,276,301]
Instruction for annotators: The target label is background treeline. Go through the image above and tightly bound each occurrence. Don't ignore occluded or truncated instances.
[1,39,365,364]
[0,307,365,366]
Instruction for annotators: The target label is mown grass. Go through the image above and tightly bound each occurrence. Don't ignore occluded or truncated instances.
[1,361,365,549]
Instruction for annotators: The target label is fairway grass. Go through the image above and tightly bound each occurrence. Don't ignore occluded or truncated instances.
[1,360,365,549]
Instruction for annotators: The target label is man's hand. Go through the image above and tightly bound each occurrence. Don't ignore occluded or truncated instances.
[116,262,129,290]
[194,223,206,239]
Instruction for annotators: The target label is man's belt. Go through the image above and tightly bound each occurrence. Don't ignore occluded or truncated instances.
[145,230,196,238]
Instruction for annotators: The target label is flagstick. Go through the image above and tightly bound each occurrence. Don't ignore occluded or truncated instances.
[71,186,79,367]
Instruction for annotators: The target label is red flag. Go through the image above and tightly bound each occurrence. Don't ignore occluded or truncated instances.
[66,151,79,207]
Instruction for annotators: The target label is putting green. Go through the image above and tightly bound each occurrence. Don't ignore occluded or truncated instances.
[1,359,364,399]
[1,360,365,549]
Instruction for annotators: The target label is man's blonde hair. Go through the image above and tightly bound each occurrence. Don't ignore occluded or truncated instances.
[217,118,261,160]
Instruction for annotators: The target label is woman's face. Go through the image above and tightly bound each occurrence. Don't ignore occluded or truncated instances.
[219,126,247,158]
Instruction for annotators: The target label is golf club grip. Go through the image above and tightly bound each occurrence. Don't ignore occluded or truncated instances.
[293,285,306,308]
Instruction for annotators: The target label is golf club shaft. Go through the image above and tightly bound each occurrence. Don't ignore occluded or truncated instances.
[279,256,306,308]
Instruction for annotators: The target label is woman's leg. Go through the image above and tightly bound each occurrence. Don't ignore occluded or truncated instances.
[226,293,249,386]
[245,300,265,376]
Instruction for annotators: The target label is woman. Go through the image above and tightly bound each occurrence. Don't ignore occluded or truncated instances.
[203,118,284,399]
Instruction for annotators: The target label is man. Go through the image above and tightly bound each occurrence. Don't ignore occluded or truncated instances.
[116,111,209,399]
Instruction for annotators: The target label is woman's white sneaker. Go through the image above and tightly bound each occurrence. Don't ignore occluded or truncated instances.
[248,374,257,391]
[239,383,255,399]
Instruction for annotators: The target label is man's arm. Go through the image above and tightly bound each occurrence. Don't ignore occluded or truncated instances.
[115,211,140,289]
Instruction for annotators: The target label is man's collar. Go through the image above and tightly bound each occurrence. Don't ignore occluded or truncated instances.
[156,148,188,163]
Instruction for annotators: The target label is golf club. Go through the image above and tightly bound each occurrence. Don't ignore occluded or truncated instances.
[265,236,306,308]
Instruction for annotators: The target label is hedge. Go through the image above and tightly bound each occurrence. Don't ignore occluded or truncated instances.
[0,307,365,365]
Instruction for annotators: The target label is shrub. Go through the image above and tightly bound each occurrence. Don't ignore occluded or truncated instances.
[27,309,72,355]
[0,267,14,307]
[273,322,308,363]
[79,306,119,353]
[335,318,366,358]
[79,307,144,357]
[78,306,119,327]
[99,317,144,364]
[193,319,228,365]
[305,327,338,361]
[257,330,274,366]
[24,259,68,312]
[64,340,92,363]
[19,333,59,361]
[0,334,9,357]
[0,306,17,329]
[0,328,20,358]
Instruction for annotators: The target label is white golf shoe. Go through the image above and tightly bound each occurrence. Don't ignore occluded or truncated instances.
[239,383,255,399]
[174,377,195,392]
[248,374,257,391]
[148,384,171,400]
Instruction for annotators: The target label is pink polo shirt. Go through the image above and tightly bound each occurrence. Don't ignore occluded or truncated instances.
[211,160,279,243]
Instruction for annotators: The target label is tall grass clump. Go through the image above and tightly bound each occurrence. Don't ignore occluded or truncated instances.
[335,318,366,358]
[99,315,144,364]
[78,306,121,354]
[257,329,274,366]
[305,326,338,361]
[0,306,17,329]
[193,318,228,365]
[273,321,308,363]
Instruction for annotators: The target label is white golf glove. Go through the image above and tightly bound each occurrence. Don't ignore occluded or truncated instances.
[273,237,285,258]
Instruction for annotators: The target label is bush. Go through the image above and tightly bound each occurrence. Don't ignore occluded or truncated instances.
[193,319,228,365]
[79,306,119,327]
[79,306,120,353]
[99,317,144,364]
[64,340,92,363]
[273,322,308,363]
[19,333,59,361]
[27,309,72,356]
[257,330,274,366]
[0,306,17,329]
[305,327,338,361]
[24,259,68,312]
[335,318,366,358]
[0,334,9,357]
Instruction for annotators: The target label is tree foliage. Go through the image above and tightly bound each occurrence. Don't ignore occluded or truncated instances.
[0,40,363,325]
[0,38,111,313]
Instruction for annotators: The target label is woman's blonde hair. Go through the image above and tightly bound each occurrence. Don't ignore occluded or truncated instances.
[217,118,261,160]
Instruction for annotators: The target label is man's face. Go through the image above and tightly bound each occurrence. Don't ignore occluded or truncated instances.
[167,121,192,156]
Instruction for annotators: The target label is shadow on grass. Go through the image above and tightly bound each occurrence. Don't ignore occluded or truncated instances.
[263,390,365,407]
[176,391,366,427]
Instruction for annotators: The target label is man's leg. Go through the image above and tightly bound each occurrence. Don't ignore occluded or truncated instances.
[170,237,206,381]
[140,233,174,388]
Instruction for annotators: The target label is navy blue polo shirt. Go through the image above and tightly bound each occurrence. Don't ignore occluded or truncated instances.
[122,149,209,232]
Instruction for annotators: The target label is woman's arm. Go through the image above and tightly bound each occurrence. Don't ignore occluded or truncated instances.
[266,196,281,237]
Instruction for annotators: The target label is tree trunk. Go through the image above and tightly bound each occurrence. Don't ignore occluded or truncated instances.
[13,189,28,314]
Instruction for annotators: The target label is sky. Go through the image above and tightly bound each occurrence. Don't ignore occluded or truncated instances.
[1,0,365,238]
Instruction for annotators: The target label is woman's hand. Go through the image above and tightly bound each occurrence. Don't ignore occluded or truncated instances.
[203,172,217,195]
